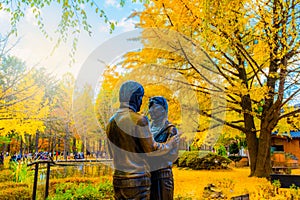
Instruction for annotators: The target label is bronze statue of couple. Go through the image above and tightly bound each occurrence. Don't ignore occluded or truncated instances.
[106,80,180,200]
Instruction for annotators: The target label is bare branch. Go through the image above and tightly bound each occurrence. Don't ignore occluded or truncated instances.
[278,108,300,121]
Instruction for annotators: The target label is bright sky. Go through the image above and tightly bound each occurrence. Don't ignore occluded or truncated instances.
[0,0,143,79]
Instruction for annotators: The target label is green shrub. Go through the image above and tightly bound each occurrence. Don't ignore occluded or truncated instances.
[50,177,99,186]
[0,169,14,182]
[289,184,300,198]
[229,142,239,155]
[178,151,199,167]
[228,156,243,163]
[217,146,227,157]
[0,186,31,200]
[47,181,113,200]
[0,181,29,190]
[249,180,300,199]
[177,152,232,170]
[9,161,33,183]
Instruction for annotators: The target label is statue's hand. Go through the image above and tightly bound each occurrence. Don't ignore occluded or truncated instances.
[168,134,180,147]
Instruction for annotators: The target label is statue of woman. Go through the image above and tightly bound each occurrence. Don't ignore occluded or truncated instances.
[148,96,179,200]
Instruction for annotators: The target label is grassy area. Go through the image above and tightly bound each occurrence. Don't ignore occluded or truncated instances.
[2,157,300,199]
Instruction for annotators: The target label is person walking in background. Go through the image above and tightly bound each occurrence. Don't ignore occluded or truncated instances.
[148,96,179,200]
[106,81,179,200]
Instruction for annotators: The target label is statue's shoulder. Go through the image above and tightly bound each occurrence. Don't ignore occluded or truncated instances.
[137,115,149,126]
[130,112,149,126]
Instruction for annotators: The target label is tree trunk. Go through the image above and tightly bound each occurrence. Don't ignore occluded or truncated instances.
[7,143,10,154]
[82,136,85,156]
[20,137,23,156]
[244,111,273,177]
[57,138,60,152]
[252,127,272,177]
[73,138,76,153]
[93,140,95,155]
[63,123,69,161]
[35,130,39,153]
[245,128,258,176]
[52,134,55,153]
[63,136,67,160]
[98,139,102,158]
[28,135,31,153]
[56,137,60,160]
[48,129,52,153]
[241,94,259,177]
[3,143,7,154]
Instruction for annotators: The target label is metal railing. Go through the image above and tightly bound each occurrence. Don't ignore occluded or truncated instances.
[27,157,112,200]
[27,159,54,200]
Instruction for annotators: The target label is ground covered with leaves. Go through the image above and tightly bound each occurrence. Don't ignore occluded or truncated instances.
[1,157,300,199]
[173,167,300,199]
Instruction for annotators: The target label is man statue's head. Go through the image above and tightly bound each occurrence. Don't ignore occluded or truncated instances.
[119,80,144,112]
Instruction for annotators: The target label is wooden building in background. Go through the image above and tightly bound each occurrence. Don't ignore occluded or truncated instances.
[271,131,300,163]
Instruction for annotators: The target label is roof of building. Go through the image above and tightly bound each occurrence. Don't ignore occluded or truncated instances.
[290,130,300,138]
[272,130,300,138]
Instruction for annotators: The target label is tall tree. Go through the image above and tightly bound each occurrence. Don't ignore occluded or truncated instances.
[124,0,300,177]
[96,65,125,127]
[95,66,120,156]
[73,83,99,157]
[0,56,50,154]
[35,69,62,154]
[54,73,76,160]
